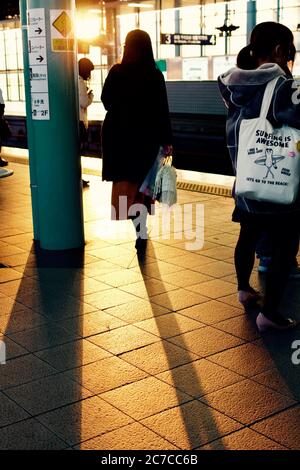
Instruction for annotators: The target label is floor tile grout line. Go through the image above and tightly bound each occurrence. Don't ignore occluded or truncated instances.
[206,314,260,342]
[196,424,291,450]
[0,364,69,394]
[0,406,73,449]
[195,393,296,431]
[2,332,93,361]
[203,354,293,398]
[240,401,300,434]
[107,345,269,414]
[202,348,300,403]
[16,326,287,407]
[130,316,206,338]
[161,326,249,358]
[1,377,100,420]
[84,334,160,356]
[176,306,244,324]
[249,369,300,402]
[97,389,247,450]
[0,412,69,448]
[243,425,293,450]
[71,419,182,450]
[3,374,200,447]
[148,296,212,310]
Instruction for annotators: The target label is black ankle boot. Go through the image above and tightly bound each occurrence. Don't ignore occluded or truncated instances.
[135,237,147,252]
[0,158,8,167]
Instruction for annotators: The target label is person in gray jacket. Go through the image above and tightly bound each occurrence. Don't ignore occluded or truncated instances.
[237,41,300,277]
[218,22,300,332]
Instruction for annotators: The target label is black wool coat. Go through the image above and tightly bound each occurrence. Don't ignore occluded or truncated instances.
[101,63,173,184]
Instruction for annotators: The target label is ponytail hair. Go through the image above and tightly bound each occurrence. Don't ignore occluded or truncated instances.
[288,43,296,63]
[237,22,294,71]
[237,44,257,70]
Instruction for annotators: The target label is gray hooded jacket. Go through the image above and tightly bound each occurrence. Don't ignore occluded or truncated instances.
[218,63,300,214]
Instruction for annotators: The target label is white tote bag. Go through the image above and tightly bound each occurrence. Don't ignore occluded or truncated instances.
[235,77,300,204]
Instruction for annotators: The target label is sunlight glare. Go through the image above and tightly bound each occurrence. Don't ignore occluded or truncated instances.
[76,11,100,40]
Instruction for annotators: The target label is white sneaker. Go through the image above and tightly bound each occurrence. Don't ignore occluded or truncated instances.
[256,312,298,333]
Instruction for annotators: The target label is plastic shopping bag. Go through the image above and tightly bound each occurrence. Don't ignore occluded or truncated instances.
[153,156,177,206]
[139,146,165,198]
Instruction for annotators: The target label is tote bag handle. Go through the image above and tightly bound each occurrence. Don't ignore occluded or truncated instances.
[259,76,281,120]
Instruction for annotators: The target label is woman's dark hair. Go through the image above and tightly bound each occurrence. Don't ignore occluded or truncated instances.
[237,22,294,70]
[78,58,94,80]
[250,22,293,60]
[122,29,157,69]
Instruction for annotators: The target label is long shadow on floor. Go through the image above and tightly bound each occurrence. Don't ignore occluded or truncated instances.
[0,242,86,449]
[256,274,300,399]
[249,275,300,448]
[136,242,227,449]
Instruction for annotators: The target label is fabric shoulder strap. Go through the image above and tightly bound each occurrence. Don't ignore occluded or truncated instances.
[259,76,282,120]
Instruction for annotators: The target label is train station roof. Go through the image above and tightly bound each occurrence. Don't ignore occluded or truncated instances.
[0,0,228,20]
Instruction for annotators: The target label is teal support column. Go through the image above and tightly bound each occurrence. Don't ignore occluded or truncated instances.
[247,0,256,43]
[200,4,203,58]
[224,3,229,56]
[277,0,281,22]
[174,1,180,57]
[136,8,140,29]
[20,0,40,240]
[20,0,84,250]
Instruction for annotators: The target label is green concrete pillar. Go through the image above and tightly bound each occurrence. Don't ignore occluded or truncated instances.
[247,0,256,43]
[224,3,229,56]
[20,0,40,240]
[105,6,117,68]
[20,0,84,250]
[174,0,181,57]
[277,0,281,22]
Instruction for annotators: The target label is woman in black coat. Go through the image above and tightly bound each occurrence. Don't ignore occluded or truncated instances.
[101,29,172,250]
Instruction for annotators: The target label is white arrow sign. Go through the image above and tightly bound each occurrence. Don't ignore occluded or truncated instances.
[28,8,46,38]
[28,37,47,65]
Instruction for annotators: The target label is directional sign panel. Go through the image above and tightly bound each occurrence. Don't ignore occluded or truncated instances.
[31,93,50,120]
[27,8,50,120]
[28,37,47,65]
[27,8,46,38]
[29,65,48,93]
[161,33,216,46]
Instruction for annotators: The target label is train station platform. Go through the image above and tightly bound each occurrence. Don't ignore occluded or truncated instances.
[1,146,234,198]
[0,161,300,450]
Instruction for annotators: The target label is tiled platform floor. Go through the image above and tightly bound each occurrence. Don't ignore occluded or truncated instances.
[0,162,300,450]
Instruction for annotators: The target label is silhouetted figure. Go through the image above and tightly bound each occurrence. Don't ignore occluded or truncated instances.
[101,29,172,251]
[78,58,94,187]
